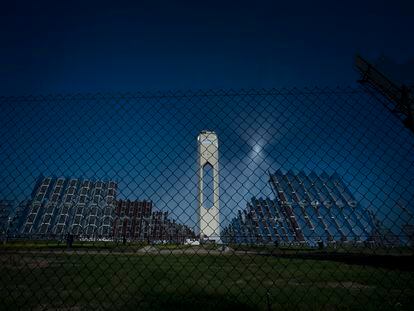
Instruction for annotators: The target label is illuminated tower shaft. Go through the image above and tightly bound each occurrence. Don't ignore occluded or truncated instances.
[197,131,220,241]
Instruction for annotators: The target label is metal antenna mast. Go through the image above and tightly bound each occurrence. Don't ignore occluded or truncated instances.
[355,54,414,133]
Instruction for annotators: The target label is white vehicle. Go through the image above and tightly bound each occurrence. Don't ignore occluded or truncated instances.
[184,238,200,246]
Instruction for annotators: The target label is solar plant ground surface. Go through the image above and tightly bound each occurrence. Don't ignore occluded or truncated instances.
[1,243,413,311]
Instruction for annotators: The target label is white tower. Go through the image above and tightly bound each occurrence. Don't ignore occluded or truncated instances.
[197,131,220,241]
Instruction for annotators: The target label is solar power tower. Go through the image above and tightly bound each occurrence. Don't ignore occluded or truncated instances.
[355,54,414,133]
[197,131,220,242]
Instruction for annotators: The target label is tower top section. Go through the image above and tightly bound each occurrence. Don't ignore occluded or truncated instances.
[197,131,218,147]
[199,130,216,134]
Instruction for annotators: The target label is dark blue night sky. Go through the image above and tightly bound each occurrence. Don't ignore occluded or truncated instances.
[1,0,413,95]
[0,1,413,233]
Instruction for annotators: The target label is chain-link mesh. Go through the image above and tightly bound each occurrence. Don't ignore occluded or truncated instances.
[0,87,413,310]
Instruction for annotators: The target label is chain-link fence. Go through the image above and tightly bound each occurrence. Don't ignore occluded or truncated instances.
[0,87,413,310]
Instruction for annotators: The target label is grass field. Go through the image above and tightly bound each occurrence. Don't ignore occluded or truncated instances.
[2,240,413,255]
[1,249,413,310]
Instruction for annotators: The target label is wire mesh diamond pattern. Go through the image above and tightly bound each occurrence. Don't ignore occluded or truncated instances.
[0,87,413,310]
